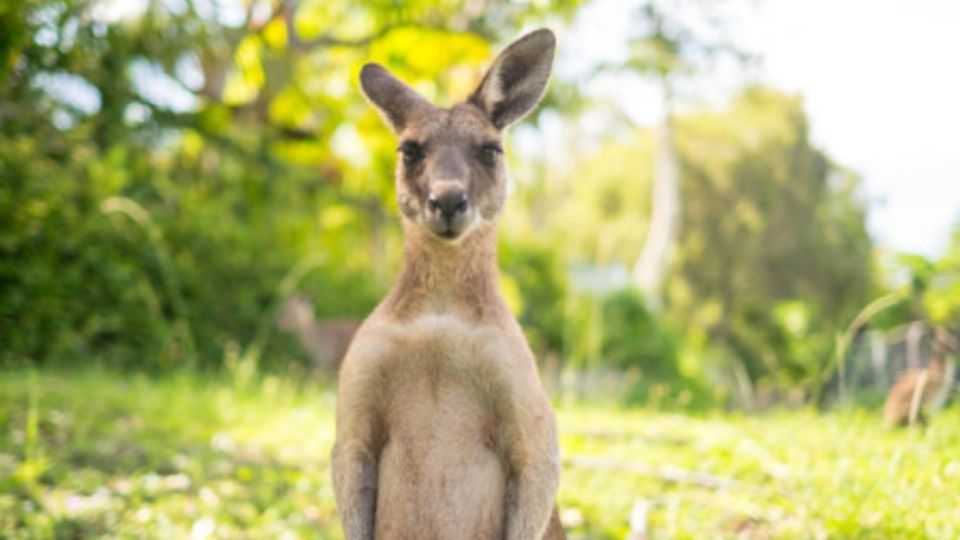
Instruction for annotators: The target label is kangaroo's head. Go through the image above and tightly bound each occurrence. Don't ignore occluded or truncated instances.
[360,29,555,242]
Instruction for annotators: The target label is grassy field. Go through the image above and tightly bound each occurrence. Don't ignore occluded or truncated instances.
[1,369,958,539]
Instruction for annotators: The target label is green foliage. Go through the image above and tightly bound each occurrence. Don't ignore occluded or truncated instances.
[869,222,960,332]
[0,0,579,371]
[550,132,656,264]
[923,223,960,327]
[667,88,874,398]
[505,86,876,402]
[499,236,568,355]
[4,368,959,539]
[0,0,905,410]
[600,289,679,377]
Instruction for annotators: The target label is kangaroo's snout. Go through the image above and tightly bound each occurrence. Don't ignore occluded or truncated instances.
[424,180,473,240]
[428,188,469,220]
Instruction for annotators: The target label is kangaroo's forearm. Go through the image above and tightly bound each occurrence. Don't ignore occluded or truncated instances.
[505,460,560,540]
[331,443,378,540]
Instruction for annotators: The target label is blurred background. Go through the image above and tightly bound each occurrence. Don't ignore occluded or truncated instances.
[2,0,960,538]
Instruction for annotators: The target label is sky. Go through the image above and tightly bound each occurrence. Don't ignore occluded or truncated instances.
[560,0,960,258]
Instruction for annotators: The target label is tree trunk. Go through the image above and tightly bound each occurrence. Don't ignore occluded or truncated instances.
[632,83,679,303]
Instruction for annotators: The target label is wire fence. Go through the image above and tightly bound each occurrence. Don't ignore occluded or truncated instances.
[828,321,958,407]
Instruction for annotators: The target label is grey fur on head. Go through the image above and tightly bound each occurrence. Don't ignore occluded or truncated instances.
[470,28,556,129]
[359,63,433,133]
[359,28,556,132]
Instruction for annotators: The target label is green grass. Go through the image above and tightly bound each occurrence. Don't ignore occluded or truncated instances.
[1,369,957,539]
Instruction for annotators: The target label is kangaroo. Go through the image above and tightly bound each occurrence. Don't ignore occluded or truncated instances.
[331,29,565,540]
[277,295,358,371]
[883,328,957,428]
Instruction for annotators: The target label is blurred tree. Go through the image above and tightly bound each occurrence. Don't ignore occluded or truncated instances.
[0,0,883,410]
[0,0,581,370]
[526,86,874,403]
[668,87,874,404]
[617,0,750,301]
[879,222,960,331]
[923,223,960,329]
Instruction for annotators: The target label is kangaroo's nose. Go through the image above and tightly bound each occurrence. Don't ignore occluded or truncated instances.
[428,189,469,219]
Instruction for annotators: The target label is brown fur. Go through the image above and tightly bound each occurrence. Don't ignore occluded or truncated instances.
[883,329,957,428]
[277,295,358,371]
[883,357,945,428]
[331,30,564,540]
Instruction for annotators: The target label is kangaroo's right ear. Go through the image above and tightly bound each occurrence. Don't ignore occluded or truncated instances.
[360,63,433,133]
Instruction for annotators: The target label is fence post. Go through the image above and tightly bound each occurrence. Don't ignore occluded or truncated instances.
[870,331,888,391]
[906,321,924,371]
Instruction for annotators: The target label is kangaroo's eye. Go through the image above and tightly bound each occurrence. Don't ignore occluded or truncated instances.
[479,143,502,166]
[398,141,424,164]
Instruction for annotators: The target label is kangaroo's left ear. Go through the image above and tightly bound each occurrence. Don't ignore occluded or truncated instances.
[469,29,556,130]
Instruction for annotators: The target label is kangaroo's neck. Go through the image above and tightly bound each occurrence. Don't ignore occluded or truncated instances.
[384,221,508,321]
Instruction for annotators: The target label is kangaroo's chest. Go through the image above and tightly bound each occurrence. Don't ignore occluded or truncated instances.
[371,313,517,441]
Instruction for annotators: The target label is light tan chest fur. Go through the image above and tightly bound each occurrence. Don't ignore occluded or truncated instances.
[345,312,531,539]
[360,312,524,442]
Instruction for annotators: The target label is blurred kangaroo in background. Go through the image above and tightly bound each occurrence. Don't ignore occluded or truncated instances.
[331,29,565,540]
[277,295,358,371]
[884,327,958,428]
